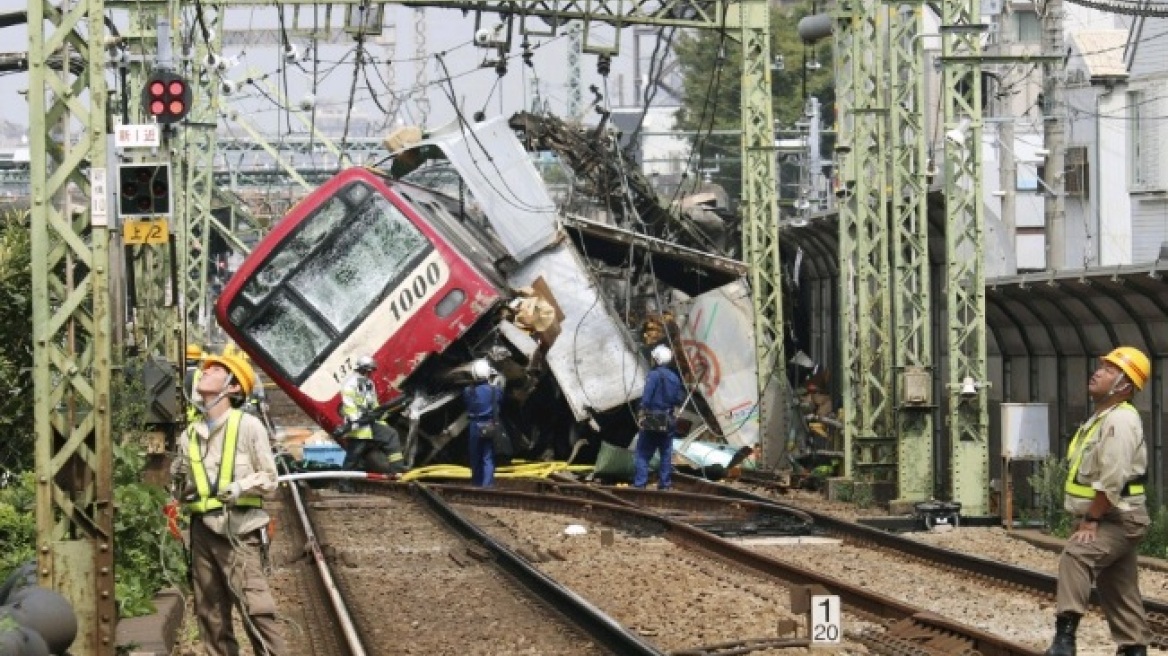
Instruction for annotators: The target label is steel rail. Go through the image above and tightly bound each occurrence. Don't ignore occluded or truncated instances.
[421,483,1042,656]
[679,473,1168,631]
[411,483,664,656]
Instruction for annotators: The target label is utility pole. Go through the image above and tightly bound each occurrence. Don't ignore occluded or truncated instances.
[1041,0,1066,270]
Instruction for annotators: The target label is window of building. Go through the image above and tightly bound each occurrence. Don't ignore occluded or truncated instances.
[1014,10,1040,43]
[1064,146,1089,198]
[1129,89,1164,191]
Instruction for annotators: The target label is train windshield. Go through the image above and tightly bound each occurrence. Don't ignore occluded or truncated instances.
[227,181,430,381]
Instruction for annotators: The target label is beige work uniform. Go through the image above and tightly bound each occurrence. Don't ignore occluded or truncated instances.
[1057,404,1151,648]
[173,410,287,656]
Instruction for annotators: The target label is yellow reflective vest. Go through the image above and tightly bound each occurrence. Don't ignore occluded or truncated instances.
[1064,402,1145,499]
[341,374,377,440]
[185,409,263,514]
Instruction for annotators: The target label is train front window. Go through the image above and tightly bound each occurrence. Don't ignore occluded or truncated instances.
[288,195,428,333]
[245,290,332,379]
[244,196,347,303]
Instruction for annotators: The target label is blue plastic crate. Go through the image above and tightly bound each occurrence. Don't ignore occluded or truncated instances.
[302,444,345,466]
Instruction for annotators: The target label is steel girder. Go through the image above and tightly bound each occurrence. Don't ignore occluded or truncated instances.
[28,0,116,654]
[941,11,989,514]
[124,6,174,357]
[889,4,933,501]
[733,0,784,468]
[835,0,893,480]
[177,1,228,345]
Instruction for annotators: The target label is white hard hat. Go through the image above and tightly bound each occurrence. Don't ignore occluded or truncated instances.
[651,344,672,366]
[471,359,492,381]
[355,355,377,373]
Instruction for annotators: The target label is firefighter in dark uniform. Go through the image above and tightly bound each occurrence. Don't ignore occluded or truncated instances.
[1045,346,1152,656]
[464,359,502,487]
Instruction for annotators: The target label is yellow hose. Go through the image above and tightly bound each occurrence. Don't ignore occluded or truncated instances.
[400,461,593,482]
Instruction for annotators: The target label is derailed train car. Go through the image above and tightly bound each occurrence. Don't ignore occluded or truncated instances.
[216,118,650,465]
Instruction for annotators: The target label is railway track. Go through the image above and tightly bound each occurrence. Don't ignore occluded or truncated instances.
[270,475,1046,655]
[269,478,640,655]
[676,473,1168,651]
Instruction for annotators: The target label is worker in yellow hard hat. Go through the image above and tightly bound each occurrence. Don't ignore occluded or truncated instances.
[171,351,286,656]
[184,345,207,422]
[1045,346,1152,656]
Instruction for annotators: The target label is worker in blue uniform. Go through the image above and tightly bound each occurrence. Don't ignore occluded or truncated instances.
[634,344,685,490]
[464,359,502,487]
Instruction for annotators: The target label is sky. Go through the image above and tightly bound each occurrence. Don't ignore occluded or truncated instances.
[0,2,666,142]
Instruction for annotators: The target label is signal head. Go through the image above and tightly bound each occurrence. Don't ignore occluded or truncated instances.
[142,71,192,125]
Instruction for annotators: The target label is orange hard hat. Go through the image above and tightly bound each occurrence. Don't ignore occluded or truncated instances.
[1102,346,1151,390]
[185,344,205,360]
[202,354,256,396]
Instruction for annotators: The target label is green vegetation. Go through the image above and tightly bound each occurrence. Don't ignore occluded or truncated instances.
[0,207,185,617]
[672,3,836,202]
[1030,456,1168,557]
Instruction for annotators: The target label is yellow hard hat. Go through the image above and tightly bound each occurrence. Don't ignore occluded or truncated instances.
[1102,346,1151,390]
[185,344,204,360]
[201,354,256,396]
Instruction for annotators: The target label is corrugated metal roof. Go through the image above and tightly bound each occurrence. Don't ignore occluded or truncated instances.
[1070,30,1128,80]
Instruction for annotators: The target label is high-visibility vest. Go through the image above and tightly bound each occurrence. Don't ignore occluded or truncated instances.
[1064,402,1145,499]
[341,376,376,440]
[186,410,263,514]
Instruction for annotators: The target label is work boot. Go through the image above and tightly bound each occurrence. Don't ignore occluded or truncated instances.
[1116,646,1147,656]
[1044,613,1080,656]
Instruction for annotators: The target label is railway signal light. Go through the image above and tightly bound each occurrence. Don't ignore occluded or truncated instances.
[118,164,172,218]
[142,72,191,124]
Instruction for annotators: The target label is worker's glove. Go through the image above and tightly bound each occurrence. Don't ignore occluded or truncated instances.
[216,481,243,504]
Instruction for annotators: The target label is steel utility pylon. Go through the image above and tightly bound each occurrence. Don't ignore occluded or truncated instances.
[834,0,894,480]
[29,1,116,655]
[941,14,989,514]
[178,0,229,345]
[888,3,933,502]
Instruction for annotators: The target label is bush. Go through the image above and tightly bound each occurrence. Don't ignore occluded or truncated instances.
[0,473,35,577]
[1029,457,1072,537]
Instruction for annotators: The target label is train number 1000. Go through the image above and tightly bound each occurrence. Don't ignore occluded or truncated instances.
[387,262,443,322]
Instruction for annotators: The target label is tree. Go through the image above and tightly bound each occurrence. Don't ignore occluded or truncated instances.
[0,208,33,475]
[672,3,835,205]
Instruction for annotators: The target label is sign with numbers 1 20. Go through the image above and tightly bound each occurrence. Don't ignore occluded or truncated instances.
[810,594,842,645]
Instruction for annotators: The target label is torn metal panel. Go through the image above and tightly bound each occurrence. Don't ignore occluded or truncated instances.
[561,213,747,296]
[508,240,646,421]
[402,117,559,262]
[680,280,779,449]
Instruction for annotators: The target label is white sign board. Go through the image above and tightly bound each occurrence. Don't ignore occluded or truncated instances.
[1002,403,1050,459]
[114,124,161,149]
[90,167,108,227]
[810,594,842,645]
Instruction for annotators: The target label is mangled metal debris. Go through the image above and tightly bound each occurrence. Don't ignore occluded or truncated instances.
[220,113,771,473]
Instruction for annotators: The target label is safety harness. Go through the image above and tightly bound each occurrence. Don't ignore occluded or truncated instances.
[1064,402,1146,499]
[185,409,263,514]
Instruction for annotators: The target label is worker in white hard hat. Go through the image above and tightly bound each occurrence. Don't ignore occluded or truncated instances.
[463,358,503,487]
[633,344,685,490]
